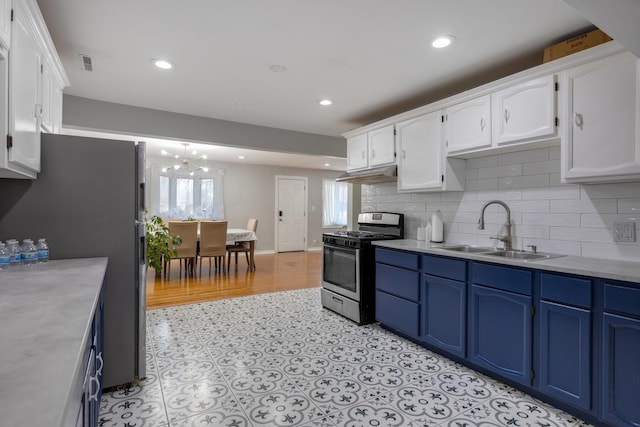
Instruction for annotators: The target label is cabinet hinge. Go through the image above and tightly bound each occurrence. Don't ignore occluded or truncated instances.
[441,174,444,182]
[555,82,559,92]
[531,304,535,316]
[41,64,44,73]
[10,9,13,21]
[445,140,449,147]
[555,117,559,127]
[393,128,397,136]
[6,135,12,149]
[441,115,445,123]
[530,369,535,380]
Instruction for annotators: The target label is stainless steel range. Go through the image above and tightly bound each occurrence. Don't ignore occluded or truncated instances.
[321,212,404,324]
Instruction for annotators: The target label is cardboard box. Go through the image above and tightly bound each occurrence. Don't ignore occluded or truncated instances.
[543,29,613,63]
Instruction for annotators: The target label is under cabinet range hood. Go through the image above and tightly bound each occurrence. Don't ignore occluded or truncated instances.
[335,165,397,184]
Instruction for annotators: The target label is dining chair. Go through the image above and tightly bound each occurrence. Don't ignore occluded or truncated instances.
[227,218,258,271]
[166,221,198,277]
[199,220,228,275]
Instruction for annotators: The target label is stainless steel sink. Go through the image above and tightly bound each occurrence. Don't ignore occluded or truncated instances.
[439,245,494,253]
[483,250,565,261]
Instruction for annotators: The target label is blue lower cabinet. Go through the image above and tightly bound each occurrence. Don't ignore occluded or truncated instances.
[375,290,420,337]
[602,313,640,427]
[422,274,466,357]
[469,284,532,386]
[539,300,591,410]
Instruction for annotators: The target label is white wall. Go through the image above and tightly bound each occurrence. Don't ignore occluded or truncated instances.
[363,146,640,262]
[147,155,343,252]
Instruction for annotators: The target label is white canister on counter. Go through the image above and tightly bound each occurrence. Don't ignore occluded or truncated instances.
[430,210,444,243]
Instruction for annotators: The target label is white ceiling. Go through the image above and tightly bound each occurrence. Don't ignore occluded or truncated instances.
[38,0,594,166]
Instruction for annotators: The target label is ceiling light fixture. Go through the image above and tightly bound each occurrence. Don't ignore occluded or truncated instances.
[152,59,173,70]
[160,143,209,174]
[324,163,331,167]
[431,35,455,49]
[238,155,245,160]
[318,99,333,106]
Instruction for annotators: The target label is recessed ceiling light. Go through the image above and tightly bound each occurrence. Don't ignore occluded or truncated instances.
[238,155,245,160]
[324,163,331,167]
[152,59,173,69]
[318,99,333,106]
[431,36,455,49]
[160,150,168,156]
[269,64,287,72]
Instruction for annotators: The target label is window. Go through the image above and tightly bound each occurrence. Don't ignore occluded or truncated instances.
[150,165,225,219]
[322,179,348,227]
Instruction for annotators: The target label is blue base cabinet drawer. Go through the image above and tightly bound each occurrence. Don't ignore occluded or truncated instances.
[376,248,420,270]
[376,263,420,302]
[602,313,640,427]
[422,274,466,357]
[539,300,591,410]
[375,290,420,337]
[469,284,532,386]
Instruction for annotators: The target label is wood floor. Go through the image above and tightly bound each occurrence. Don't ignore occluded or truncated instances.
[146,250,323,308]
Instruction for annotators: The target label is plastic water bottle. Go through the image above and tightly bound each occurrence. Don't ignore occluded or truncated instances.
[6,239,22,268]
[0,242,10,270]
[36,238,49,262]
[21,239,38,266]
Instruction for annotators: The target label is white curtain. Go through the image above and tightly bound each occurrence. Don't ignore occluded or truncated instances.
[322,179,348,227]
[147,163,225,219]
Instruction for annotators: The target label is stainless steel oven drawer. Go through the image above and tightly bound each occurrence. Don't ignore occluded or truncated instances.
[321,288,361,324]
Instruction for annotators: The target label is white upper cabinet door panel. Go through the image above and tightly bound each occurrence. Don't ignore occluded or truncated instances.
[445,95,491,154]
[8,1,42,174]
[492,75,557,145]
[368,125,395,167]
[0,0,10,49]
[396,111,442,191]
[346,133,368,171]
[561,52,640,182]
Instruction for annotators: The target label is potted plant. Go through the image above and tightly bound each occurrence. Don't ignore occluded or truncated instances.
[145,213,182,277]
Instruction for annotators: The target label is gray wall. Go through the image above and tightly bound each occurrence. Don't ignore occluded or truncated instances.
[63,95,346,157]
[147,155,343,251]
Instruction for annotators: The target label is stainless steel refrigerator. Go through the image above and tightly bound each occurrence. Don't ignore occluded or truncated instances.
[0,133,146,389]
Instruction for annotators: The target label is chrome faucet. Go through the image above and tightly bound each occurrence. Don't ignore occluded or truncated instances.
[478,200,512,250]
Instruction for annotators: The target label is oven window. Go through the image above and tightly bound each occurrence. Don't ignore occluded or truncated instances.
[323,245,357,293]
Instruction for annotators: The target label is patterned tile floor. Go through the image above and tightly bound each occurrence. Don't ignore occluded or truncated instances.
[99,288,592,427]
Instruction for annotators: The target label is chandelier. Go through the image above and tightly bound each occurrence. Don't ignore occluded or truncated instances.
[160,143,209,175]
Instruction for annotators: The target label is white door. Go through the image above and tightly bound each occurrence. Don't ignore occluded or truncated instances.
[276,176,307,252]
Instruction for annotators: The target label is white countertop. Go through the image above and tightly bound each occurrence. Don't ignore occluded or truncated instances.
[0,258,108,427]
[373,240,640,284]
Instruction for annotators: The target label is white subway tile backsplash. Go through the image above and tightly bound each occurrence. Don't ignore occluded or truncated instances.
[498,148,549,165]
[363,148,640,262]
[499,174,549,189]
[522,160,559,176]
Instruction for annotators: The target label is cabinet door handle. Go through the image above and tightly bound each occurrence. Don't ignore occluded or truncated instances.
[88,375,100,402]
[96,352,104,376]
[361,150,366,160]
[371,149,375,159]
[504,109,510,124]
[480,117,485,131]
[402,150,406,159]
[574,112,584,129]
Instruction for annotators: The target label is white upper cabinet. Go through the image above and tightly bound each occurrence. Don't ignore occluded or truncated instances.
[368,125,395,167]
[346,133,368,171]
[561,51,640,183]
[0,0,11,49]
[346,125,395,171]
[396,111,464,192]
[444,95,491,154]
[6,0,42,177]
[492,75,557,145]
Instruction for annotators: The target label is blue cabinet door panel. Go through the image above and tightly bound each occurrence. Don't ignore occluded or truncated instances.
[375,291,420,337]
[376,263,420,301]
[470,284,532,386]
[376,248,420,270]
[602,313,640,427]
[423,274,466,357]
[539,301,591,410]
[604,283,640,318]
[471,263,532,295]
[540,273,592,309]
[422,255,466,281]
